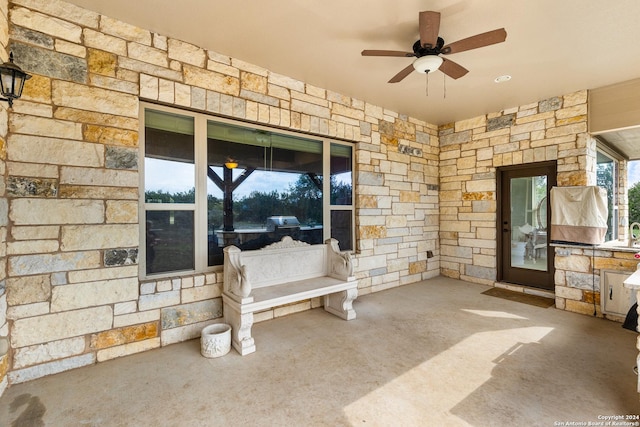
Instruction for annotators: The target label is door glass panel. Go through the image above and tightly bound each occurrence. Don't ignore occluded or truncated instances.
[510,175,548,271]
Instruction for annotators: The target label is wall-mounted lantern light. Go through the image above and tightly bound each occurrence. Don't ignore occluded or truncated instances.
[0,52,31,108]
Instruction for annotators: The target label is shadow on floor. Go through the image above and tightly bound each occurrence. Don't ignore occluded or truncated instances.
[0,276,637,426]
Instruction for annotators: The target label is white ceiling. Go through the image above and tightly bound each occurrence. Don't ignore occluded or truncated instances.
[65,0,640,154]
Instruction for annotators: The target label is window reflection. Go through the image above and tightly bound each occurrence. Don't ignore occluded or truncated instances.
[331,143,352,205]
[206,121,324,265]
[146,211,194,274]
[142,106,355,275]
[331,210,353,251]
[144,109,196,275]
[510,176,547,272]
[596,149,617,242]
[145,158,195,203]
[144,110,195,203]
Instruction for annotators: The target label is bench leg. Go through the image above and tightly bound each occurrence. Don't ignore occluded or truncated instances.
[223,301,256,355]
[324,288,357,320]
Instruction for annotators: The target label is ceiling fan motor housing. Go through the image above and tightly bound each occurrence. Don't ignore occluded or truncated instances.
[411,37,445,73]
[412,37,445,56]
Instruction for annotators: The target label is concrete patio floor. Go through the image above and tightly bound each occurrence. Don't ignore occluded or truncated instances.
[0,276,638,426]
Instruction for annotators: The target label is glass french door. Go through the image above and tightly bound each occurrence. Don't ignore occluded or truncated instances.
[498,162,556,290]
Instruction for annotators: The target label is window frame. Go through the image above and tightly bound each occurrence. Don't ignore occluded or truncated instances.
[596,142,622,242]
[139,102,355,280]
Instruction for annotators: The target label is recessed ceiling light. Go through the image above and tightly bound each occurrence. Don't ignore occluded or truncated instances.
[494,75,512,83]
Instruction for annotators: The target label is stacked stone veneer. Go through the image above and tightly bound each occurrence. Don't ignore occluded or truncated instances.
[0,0,9,397]
[617,160,630,241]
[0,0,440,387]
[438,91,606,313]
[555,247,636,318]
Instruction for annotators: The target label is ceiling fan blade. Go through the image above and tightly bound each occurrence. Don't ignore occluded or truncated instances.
[440,58,469,79]
[362,50,414,57]
[388,64,415,83]
[419,11,440,48]
[441,28,507,54]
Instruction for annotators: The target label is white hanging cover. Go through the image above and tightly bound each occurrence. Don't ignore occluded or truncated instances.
[550,186,608,245]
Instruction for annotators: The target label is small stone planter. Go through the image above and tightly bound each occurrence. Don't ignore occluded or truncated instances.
[201,323,231,358]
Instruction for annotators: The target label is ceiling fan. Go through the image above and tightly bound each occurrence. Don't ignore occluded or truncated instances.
[361,11,507,83]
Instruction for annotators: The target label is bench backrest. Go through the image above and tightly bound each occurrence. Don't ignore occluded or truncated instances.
[224,237,353,300]
[230,238,329,289]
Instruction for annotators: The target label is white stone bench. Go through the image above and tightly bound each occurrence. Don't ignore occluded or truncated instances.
[222,236,358,355]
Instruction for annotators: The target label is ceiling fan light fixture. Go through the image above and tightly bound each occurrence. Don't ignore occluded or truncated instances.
[412,55,443,74]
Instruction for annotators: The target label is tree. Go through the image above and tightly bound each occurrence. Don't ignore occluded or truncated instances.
[145,188,195,203]
[207,194,223,230]
[285,175,322,224]
[629,181,640,229]
[330,177,352,205]
[237,190,284,224]
[148,171,352,230]
[597,162,615,241]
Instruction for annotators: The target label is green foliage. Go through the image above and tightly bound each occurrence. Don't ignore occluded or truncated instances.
[237,190,286,224]
[145,188,195,204]
[629,181,640,227]
[597,162,615,241]
[331,179,352,205]
[207,195,223,229]
[146,173,350,229]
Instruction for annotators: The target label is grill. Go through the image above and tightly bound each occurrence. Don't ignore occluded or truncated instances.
[265,216,300,232]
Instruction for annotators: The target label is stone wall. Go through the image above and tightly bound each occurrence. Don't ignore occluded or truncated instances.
[618,160,629,241]
[438,92,603,314]
[3,0,625,389]
[354,113,440,293]
[0,0,9,399]
[1,0,439,385]
[555,246,637,318]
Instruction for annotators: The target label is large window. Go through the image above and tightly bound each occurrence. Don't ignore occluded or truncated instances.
[144,110,195,274]
[596,145,620,241]
[141,104,354,277]
[629,160,640,228]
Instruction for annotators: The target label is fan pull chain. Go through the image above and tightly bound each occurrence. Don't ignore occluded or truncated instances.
[425,72,429,97]
[443,73,446,99]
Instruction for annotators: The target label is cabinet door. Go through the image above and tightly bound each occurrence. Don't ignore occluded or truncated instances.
[601,270,637,316]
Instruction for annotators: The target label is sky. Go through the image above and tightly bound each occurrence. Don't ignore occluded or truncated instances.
[145,159,303,199]
[207,168,298,198]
